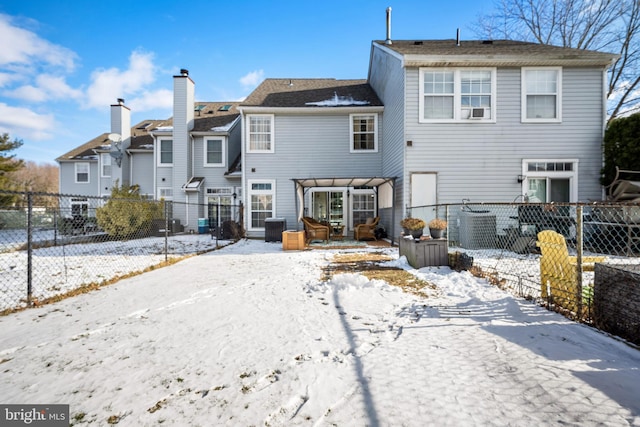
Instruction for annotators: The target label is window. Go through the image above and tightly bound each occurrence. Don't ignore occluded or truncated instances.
[350,114,378,152]
[158,139,173,166]
[157,187,173,200]
[71,198,89,217]
[204,138,224,166]
[522,160,577,202]
[247,180,275,229]
[101,153,111,177]
[522,67,561,122]
[206,187,236,227]
[419,68,496,122]
[352,190,376,226]
[75,162,89,183]
[247,115,274,152]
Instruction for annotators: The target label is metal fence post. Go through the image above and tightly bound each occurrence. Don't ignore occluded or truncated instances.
[576,205,584,317]
[164,201,169,262]
[27,192,33,306]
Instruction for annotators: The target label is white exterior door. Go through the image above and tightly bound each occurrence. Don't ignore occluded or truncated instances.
[410,172,437,223]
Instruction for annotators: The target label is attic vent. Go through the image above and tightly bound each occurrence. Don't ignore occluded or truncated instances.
[414,41,423,45]
[219,105,232,111]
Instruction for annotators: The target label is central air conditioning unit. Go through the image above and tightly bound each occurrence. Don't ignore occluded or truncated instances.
[459,210,497,249]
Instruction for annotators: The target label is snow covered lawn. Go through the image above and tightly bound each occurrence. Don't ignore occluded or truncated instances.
[0,239,639,425]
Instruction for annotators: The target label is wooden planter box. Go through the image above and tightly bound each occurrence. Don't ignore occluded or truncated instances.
[282,230,305,250]
[399,237,448,268]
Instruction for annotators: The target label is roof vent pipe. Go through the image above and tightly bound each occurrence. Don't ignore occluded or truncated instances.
[456,28,460,46]
[385,7,392,45]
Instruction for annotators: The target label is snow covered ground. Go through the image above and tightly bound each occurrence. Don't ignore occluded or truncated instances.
[1,239,639,426]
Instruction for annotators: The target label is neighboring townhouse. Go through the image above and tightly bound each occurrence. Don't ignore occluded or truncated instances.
[57,70,242,231]
[237,78,390,239]
[367,39,618,237]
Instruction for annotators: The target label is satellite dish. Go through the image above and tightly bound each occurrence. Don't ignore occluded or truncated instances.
[107,133,122,142]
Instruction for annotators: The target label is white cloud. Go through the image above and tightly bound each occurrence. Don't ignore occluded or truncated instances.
[4,74,82,102]
[128,88,173,112]
[0,14,77,72]
[0,102,56,140]
[239,70,264,88]
[85,50,157,109]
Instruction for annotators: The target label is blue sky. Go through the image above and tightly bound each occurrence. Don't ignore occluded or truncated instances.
[0,0,493,164]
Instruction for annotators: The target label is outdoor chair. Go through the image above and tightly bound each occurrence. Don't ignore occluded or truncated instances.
[354,216,380,241]
[302,217,329,244]
[536,230,606,313]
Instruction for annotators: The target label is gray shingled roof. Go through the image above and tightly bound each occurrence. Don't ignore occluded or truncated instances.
[374,39,618,66]
[241,79,382,108]
[57,102,241,161]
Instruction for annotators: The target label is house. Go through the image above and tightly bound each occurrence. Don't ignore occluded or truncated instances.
[58,35,617,240]
[366,38,617,238]
[237,78,393,240]
[57,70,242,230]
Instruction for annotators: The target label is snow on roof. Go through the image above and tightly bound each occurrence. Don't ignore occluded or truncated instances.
[210,122,234,132]
[154,126,173,132]
[305,92,370,107]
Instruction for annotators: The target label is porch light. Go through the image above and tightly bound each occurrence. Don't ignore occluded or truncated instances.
[517,175,526,183]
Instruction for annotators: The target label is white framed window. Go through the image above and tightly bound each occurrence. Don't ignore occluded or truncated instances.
[204,138,225,167]
[100,153,111,177]
[247,115,274,153]
[522,159,577,202]
[157,138,173,166]
[419,68,496,122]
[349,114,378,152]
[71,197,89,217]
[206,187,236,227]
[75,162,89,183]
[522,67,562,122]
[157,187,173,200]
[351,189,377,227]
[247,179,275,230]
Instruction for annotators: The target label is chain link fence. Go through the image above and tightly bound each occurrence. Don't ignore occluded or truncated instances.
[0,190,244,314]
[408,202,640,344]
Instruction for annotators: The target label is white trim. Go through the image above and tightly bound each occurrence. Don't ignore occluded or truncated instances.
[157,187,173,200]
[246,114,275,153]
[247,179,276,231]
[418,67,497,123]
[100,153,111,177]
[75,162,90,184]
[521,158,578,202]
[204,137,226,167]
[521,67,562,123]
[349,113,379,153]
[156,138,173,167]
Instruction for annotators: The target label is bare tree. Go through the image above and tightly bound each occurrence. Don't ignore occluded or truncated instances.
[474,0,640,122]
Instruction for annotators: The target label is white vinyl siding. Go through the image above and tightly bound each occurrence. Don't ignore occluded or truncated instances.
[247,115,274,153]
[402,66,604,204]
[75,162,89,183]
[522,67,562,122]
[349,114,378,152]
[419,68,496,123]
